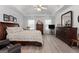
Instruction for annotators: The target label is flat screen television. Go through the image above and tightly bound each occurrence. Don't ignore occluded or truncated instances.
[49,25,55,29]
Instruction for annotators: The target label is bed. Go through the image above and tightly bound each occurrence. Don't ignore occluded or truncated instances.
[0,22,43,46]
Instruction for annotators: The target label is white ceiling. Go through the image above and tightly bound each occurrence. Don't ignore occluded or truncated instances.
[12,5,64,16]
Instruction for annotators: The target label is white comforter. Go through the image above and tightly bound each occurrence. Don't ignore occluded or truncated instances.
[7,30,43,44]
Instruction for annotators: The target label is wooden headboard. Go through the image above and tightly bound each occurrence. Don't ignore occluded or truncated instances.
[0,22,7,40]
[0,22,19,27]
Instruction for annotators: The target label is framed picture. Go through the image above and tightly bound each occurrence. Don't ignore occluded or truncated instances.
[13,17,17,22]
[3,14,9,21]
[61,11,73,27]
[9,15,14,21]
[3,14,17,22]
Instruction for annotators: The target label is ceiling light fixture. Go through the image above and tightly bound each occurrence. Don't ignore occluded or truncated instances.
[37,8,42,11]
[33,5,47,12]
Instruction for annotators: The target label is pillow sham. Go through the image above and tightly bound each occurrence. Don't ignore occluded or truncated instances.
[6,27,23,34]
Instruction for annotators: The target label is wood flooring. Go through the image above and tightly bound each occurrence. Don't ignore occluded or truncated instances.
[21,35,78,53]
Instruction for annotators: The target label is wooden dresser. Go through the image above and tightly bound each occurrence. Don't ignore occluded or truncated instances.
[56,27,77,45]
[36,23,43,34]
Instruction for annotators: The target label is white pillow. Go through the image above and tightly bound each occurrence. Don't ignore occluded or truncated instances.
[7,27,23,30]
[7,27,23,34]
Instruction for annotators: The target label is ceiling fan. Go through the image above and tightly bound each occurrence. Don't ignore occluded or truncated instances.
[33,5,47,11]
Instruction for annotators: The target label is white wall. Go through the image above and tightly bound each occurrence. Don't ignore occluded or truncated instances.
[0,5,24,27]
[55,5,79,34]
[23,15,55,28]
[22,15,55,34]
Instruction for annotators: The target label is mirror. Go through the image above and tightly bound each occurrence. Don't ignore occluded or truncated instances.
[61,11,73,27]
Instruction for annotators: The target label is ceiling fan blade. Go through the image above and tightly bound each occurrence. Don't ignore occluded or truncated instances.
[41,7,47,9]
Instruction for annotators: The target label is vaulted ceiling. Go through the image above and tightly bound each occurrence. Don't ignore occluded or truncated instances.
[12,5,63,16]
[12,5,71,16]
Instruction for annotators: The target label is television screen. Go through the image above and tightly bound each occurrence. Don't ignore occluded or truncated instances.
[49,25,55,29]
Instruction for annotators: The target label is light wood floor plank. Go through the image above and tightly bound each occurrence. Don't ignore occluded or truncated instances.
[21,35,78,53]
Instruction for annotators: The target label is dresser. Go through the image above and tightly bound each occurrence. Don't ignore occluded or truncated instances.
[36,23,43,34]
[56,27,77,46]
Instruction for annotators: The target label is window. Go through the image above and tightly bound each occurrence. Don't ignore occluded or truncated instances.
[45,19,52,30]
[28,20,35,29]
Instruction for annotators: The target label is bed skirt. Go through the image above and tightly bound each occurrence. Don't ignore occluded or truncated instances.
[10,41,42,47]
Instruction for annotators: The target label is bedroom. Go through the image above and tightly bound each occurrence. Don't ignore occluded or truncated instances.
[0,5,79,53]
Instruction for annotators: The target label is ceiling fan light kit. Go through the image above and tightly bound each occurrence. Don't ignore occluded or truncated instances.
[37,8,42,11]
[33,5,47,12]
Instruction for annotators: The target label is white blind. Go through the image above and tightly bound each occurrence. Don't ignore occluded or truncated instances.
[28,20,35,29]
[45,19,52,30]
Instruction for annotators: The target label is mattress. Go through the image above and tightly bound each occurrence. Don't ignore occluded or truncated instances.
[7,30,43,44]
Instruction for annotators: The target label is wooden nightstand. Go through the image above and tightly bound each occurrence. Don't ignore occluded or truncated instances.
[36,23,43,35]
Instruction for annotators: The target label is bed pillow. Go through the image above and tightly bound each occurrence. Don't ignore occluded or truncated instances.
[6,27,23,34]
[7,27,23,30]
